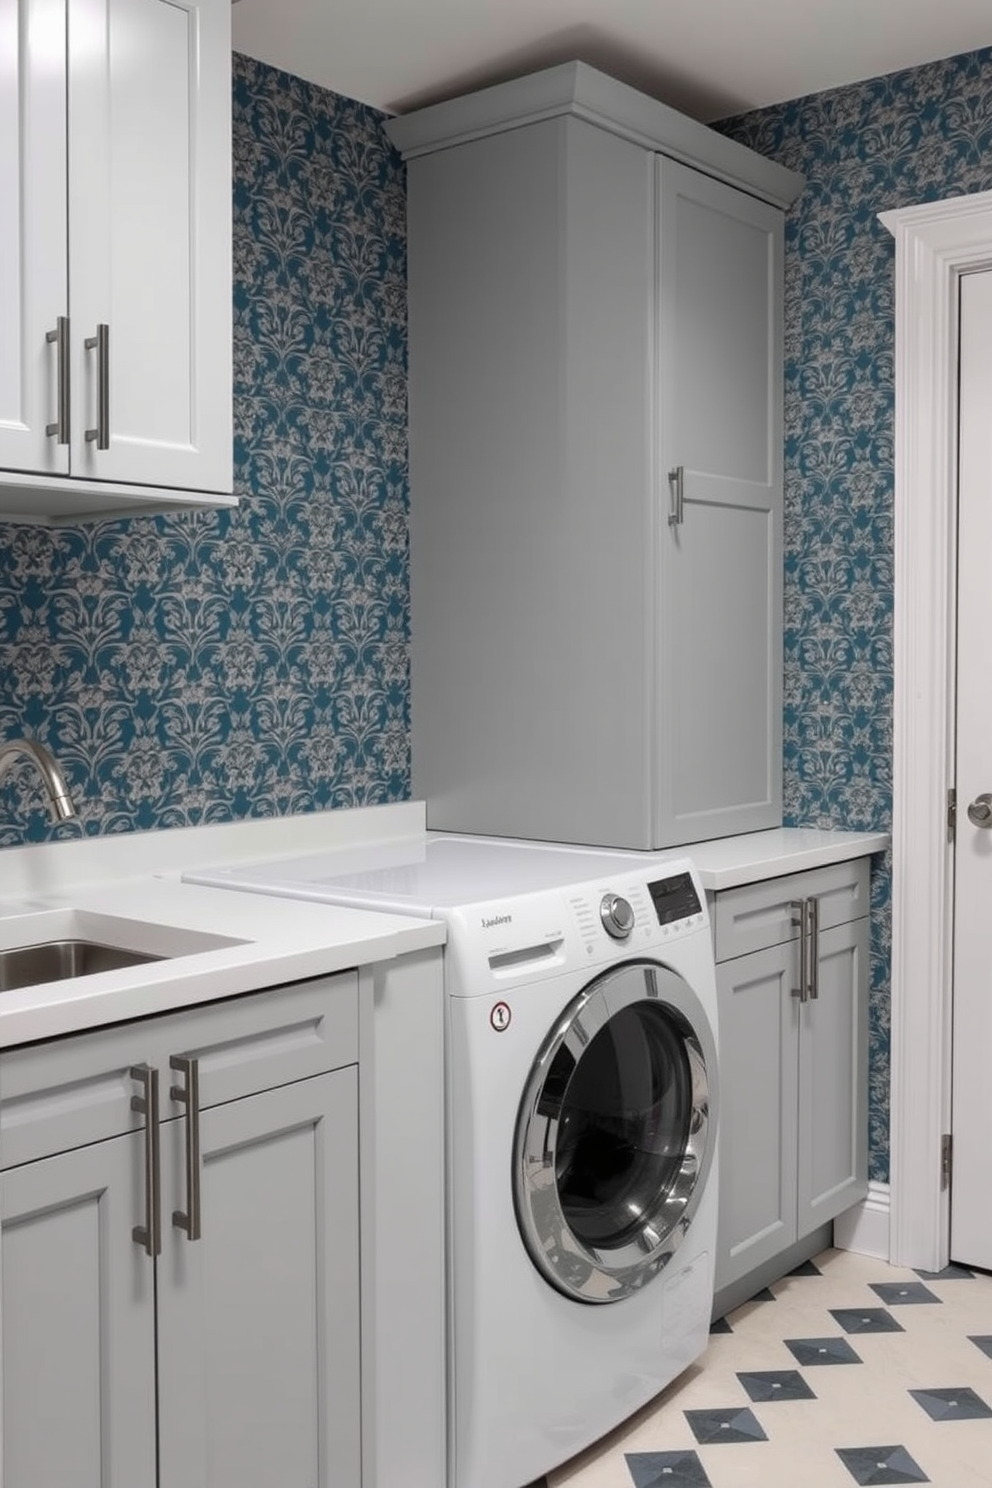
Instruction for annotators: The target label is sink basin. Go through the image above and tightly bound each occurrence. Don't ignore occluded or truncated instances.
[0,909,246,994]
[0,939,163,992]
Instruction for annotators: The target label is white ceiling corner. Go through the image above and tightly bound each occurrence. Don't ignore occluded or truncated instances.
[230,0,992,122]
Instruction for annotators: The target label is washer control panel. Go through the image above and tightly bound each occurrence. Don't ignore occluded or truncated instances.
[599,892,635,940]
[646,870,702,926]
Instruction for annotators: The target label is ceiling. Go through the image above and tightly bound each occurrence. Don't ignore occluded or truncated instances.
[230,0,992,123]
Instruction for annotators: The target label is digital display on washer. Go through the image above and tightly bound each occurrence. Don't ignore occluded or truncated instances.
[647,872,702,925]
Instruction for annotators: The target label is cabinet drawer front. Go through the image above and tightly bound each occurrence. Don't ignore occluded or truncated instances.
[714,858,870,961]
[166,974,359,1113]
[0,974,358,1168]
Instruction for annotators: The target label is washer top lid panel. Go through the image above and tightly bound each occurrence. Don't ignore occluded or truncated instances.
[186,832,687,917]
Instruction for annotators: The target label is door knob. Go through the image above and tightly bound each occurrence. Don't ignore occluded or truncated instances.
[966,792,992,828]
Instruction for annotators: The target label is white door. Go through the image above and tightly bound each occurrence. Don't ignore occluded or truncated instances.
[950,266,992,1269]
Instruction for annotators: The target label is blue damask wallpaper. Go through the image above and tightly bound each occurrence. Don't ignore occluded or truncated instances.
[0,53,409,843]
[4,46,992,1177]
[719,44,992,1180]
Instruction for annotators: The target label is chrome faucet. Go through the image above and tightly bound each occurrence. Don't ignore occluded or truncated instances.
[0,738,77,823]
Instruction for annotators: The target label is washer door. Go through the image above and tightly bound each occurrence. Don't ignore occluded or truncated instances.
[513,959,718,1303]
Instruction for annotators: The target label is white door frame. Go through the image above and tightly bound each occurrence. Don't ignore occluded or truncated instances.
[881,190,992,1270]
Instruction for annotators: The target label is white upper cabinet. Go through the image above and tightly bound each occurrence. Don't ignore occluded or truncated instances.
[0,0,234,523]
[0,0,70,478]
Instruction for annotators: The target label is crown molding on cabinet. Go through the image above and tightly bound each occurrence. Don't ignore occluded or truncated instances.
[385,60,805,209]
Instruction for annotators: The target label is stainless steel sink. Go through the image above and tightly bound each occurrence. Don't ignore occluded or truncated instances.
[0,939,164,992]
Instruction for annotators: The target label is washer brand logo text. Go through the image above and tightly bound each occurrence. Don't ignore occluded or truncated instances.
[481,913,512,930]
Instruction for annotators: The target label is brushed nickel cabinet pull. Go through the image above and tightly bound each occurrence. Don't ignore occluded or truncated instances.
[170,1055,202,1241]
[667,465,684,527]
[130,1063,161,1257]
[45,316,70,444]
[790,899,807,1001]
[84,323,110,448]
[807,896,820,1001]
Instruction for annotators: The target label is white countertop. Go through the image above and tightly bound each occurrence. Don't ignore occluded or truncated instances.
[0,806,888,1047]
[678,827,890,891]
[0,803,444,1047]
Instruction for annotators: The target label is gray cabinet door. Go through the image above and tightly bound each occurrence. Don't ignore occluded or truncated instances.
[715,875,871,1296]
[656,159,784,847]
[0,1131,157,1488]
[715,941,799,1290]
[157,1068,361,1488]
[799,917,870,1231]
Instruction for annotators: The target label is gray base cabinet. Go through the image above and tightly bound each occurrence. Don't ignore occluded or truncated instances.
[713,860,870,1307]
[0,976,362,1488]
[388,63,804,851]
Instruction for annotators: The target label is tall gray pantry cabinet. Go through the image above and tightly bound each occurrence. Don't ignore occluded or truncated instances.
[389,64,804,850]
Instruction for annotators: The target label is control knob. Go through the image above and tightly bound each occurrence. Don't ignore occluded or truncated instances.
[600,892,635,940]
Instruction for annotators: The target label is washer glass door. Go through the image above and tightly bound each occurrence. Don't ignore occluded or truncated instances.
[514,959,717,1303]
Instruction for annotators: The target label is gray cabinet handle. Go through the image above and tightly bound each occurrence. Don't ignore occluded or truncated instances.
[84,323,110,449]
[130,1064,162,1258]
[45,316,70,444]
[790,897,820,1002]
[806,895,820,1001]
[667,465,684,527]
[170,1055,202,1241]
[790,899,807,1001]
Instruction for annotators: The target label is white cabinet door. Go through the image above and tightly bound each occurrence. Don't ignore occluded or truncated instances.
[0,1131,158,1488]
[157,1070,362,1488]
[68,0,232,492]
[0,0,69,475]
[656,159,784,847]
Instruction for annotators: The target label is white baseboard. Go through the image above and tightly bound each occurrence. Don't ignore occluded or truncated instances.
[833,1182,891,1260]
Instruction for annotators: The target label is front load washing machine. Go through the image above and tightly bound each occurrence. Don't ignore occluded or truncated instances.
[188,834,720,1488]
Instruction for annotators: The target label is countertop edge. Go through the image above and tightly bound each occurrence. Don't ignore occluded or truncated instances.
[0,877,446,1050]
[688,829,891,892]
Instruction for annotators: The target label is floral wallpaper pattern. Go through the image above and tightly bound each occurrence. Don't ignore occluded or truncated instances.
[4,46,992,1179]
[719,44,992,1180]
[0,53,409,844]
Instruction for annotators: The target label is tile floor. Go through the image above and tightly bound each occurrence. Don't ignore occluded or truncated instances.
[545,1248,992,1488]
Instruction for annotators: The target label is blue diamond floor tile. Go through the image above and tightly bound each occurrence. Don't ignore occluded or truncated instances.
[709,1315,732,1335]
[870,1282,941,1306]
[789,1258,823,1276]
[836,1445,930,1484]
[785,1335,863,1366]
[969,1335,992,1361]
[914,1263,975,1281]
[748,1286,776,1302]
[830,1307,905,1334]
[909,1386,992,1421]
[737,1368,816,1402]
[626,1450,713,1488]
[684,1407,768,1444]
